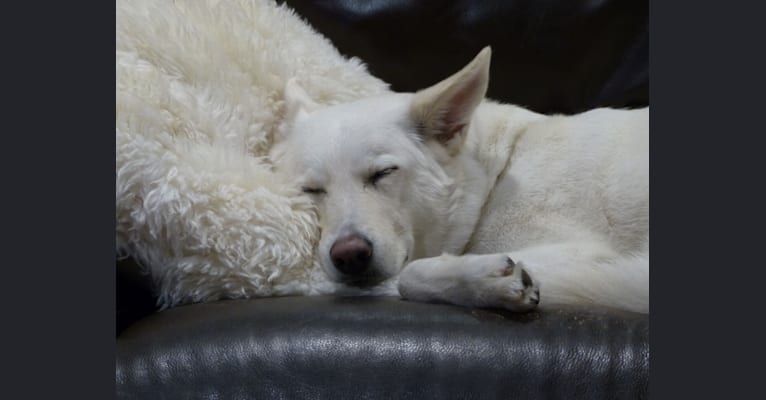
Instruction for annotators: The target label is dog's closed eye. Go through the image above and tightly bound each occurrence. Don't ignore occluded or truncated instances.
[368,166,398,186]
[301,186,326,195]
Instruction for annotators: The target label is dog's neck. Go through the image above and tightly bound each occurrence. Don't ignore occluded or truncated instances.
[466,101,547,183]
[413,101,546,258]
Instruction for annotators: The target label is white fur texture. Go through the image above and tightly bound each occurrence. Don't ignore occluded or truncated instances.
[116,0,388,307]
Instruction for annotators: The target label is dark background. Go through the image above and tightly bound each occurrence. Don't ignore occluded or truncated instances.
[278,0,648,115]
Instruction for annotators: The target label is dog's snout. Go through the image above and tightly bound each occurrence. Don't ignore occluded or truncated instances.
[330,234,373,275]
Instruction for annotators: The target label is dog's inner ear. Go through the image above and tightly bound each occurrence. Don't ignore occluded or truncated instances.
[410,47,491,155]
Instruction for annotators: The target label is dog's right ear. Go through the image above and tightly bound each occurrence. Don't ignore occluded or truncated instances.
[284,78,320,123]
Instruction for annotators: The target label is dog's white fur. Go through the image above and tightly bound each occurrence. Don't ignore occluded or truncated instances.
[272,48,649,313]
[117,0,648,313]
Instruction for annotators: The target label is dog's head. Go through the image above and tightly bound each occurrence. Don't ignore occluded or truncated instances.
[270,47,491,287]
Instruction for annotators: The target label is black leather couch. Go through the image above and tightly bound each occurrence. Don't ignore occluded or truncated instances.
[117,1,649,398]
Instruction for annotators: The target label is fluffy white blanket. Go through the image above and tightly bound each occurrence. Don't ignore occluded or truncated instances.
[116,0,389,307]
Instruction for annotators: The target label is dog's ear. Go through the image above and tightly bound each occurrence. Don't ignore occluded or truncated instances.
[284,78,320,122]
[410,47,491,155]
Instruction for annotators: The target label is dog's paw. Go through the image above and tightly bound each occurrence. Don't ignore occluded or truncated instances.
[469,255,540,312]
[397,253,540,312]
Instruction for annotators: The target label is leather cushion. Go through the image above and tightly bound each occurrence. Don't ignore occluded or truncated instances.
[117,296,649,399]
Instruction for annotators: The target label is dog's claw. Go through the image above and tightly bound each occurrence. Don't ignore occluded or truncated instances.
[501,256,515,276]
[521,269,533,287]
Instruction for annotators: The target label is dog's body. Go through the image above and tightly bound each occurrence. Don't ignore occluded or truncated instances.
[272,48,649,313]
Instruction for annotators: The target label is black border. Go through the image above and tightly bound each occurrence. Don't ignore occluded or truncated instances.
[4,1,115,399]
[650,0,764,398]
[5,0,762,398]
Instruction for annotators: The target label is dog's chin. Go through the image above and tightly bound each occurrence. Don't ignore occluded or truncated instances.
[327,266,397,289]
[339,276,385,289]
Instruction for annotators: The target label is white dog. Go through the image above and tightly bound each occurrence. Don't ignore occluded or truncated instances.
[271,47,649,314]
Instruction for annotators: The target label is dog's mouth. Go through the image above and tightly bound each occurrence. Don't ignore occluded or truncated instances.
[339,274,387,288]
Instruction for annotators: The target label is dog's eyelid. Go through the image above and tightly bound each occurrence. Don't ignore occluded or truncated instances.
[377,166,398,174]
[367,165,399,186]
[301,186,326,195]
[368,165,398,184]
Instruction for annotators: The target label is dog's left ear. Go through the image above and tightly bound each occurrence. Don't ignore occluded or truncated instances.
[277,78,322,141]
[284,78,320,122]
[410,47,491,155]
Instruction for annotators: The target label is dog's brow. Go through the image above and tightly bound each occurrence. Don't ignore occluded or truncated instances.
[370,154,400,168]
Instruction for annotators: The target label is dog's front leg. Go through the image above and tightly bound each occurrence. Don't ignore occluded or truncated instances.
[502,241,649,313]
[397,253,540,312]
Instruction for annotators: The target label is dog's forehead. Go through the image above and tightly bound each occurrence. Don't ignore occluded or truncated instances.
[292,94,416,161]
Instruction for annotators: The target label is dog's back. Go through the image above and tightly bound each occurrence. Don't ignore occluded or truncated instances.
[467,106,649,311]
[470,107,648,252]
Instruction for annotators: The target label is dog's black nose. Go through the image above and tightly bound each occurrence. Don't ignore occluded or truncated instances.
[330,234,373,275]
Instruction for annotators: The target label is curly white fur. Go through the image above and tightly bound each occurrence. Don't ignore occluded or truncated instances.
[116,0,388,307]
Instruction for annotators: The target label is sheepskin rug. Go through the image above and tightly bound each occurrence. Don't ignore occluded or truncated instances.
[116,0,391,308]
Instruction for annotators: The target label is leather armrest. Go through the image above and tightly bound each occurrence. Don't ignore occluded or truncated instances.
[117,296,648,399]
